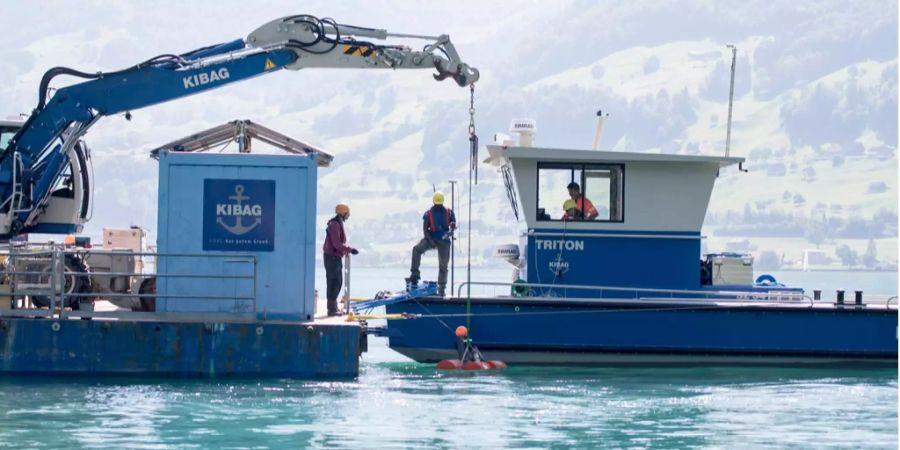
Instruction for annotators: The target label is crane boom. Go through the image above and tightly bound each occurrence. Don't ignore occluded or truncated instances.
[0,15,478,239]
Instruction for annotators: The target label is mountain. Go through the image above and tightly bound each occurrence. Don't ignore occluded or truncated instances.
[0,0,895,269]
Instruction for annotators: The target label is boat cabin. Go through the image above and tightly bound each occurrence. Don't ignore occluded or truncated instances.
[487,144,746,293]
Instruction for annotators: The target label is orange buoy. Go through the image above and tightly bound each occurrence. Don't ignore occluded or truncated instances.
[455,326,468,337]
[436,359,507,370]
[437,359,463,370]
[485,360,508,369]
[462,360,492,370]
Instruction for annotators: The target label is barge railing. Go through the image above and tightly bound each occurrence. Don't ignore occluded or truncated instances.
[0,247,258,320]
[456,281,817,306]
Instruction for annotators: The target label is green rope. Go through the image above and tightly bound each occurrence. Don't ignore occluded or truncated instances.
[465,84,477,335]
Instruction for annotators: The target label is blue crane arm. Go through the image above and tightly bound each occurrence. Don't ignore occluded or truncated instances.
[2,46,297,229]
[0,14,478,238]
[1,42,296,234]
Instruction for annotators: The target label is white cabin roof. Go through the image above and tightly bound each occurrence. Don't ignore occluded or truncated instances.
[487,145,744,167]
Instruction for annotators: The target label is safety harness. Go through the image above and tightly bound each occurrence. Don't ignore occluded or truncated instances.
[426,207,452,235]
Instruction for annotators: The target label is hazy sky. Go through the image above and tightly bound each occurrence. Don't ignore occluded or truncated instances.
[0,1,895,251]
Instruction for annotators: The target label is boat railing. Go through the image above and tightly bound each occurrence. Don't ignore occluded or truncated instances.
[0,246,258,320]
[456,281,815,307]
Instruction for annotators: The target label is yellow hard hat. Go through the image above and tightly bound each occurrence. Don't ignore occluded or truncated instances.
[335,203,350,214]
[563,199,577,211]
[433,192,445,205]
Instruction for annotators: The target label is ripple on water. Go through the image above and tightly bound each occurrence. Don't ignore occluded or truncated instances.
[0,364,895,449]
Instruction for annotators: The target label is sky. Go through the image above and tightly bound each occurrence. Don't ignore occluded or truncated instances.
[0,0,896,264]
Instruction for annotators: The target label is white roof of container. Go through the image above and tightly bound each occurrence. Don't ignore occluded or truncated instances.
[487,144,744,168]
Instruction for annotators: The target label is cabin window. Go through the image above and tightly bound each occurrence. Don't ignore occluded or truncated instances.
[0,126,17,154]
[501,164,520,221]
[536,162,623,222]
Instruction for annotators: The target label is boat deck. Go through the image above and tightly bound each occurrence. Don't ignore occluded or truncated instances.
[429,294,897,311]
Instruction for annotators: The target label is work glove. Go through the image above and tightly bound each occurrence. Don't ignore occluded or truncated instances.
[350,248,359,255]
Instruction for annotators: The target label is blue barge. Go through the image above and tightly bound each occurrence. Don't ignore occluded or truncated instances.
[0,317,359,377]
[384,139,898,365]
[0,122,363,378]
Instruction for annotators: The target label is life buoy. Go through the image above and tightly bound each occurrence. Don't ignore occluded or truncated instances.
[511,279,528,297]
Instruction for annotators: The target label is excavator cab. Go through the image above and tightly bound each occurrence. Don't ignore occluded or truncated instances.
[0,119,21,155]
[0,119,92,235]
[32,139,92,235]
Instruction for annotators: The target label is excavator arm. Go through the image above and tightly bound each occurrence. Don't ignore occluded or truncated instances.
[247,15,478,86]
[0,14,478,239]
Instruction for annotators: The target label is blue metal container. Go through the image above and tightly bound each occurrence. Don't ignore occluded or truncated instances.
[156,152,318,320]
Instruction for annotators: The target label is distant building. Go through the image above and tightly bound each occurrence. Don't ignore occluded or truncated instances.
[869,146,895,161]
[726,239,751,253]
[802,248,831,271]
[766,163,787,176]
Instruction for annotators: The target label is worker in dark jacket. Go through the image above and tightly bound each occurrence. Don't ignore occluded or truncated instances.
[323,203,358,316]
[405,192,456,297]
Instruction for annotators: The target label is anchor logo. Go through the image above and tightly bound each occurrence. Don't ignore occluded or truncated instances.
[549,258,569,276]
[216,185,261,235]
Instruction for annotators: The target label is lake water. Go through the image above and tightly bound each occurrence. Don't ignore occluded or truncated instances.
[0,268,896,448]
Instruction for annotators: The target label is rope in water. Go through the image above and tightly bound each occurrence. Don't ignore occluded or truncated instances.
[465,82,477,337]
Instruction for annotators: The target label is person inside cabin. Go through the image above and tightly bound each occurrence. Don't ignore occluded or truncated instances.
[566,182,598,220]
[323,203,359,317]
[561,199,582,221]
[405,192,456,297]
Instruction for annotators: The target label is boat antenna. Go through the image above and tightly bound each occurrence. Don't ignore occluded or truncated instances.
[725,44,737,157]
[591,109,609,150]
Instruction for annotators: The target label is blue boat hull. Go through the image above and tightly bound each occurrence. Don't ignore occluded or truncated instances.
[385,298,898,365]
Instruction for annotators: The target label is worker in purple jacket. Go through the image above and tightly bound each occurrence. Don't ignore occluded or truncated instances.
[323,203,358,316]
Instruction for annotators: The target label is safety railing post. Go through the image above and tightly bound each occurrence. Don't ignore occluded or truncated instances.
[56,247,65,319]
[252,256,258,315]
[343,254,351,315]
[8,242,14,309]
[46,249,54,317]
[51,248,59,319]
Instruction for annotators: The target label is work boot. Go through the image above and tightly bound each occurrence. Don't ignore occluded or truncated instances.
[437,287,446,298]
[404,276,419,289]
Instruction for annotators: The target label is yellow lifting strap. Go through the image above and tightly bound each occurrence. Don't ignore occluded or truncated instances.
[345,312,417,322]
